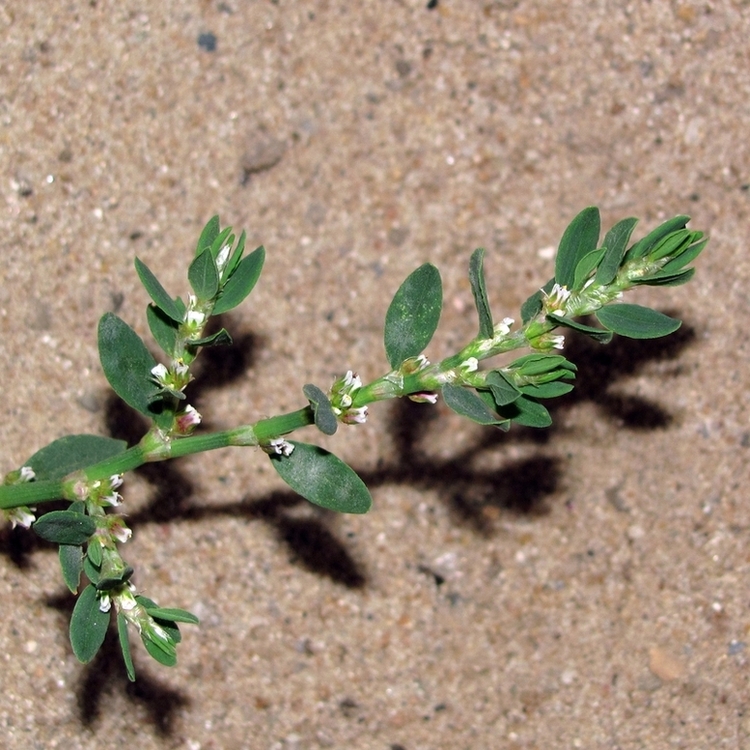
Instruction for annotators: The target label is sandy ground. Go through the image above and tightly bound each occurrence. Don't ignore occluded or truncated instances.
[1,1,749,748]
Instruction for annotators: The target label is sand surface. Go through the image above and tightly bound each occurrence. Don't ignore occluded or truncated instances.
[1,2,749,748]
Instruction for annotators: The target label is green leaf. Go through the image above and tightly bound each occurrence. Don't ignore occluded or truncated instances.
[142,606,199,625]
[222,230,246,283]
[34,511,97,545]
[96,565,134,591]
[212,246,265,315]
[521,278,554,324]
[87,538,103,567]
[595,217,638,285]
[624,215,690,262]
[649,229,693,262]
[189,328,233,348]
[146,303,181,357]
[658,238,707,274]
[384,263,442,368]
[509,353,572,376]
[59,544,84,594]
[270,441,372,514]
[637,268,695,287]
[98,312,164,420]
[518,381,574,399]
[302,384,338,436]
[143,638,177,666]
[196,215,221,256]
[468,248,494,339]
[117,612,136,682]
[441,384,507,426]
[555,207,601,289]
[83,555,100,584]
[485,370,521,406]
[498,395,552,428]
[572,247,606,291]
[547,313,614,343]
[595,304,681,339]
[70,584,109,663]
[25,434,127,481]
[188,248,219,301]
[134,258,183,323]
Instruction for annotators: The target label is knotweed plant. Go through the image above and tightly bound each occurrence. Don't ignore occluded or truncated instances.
[0,208,706,679]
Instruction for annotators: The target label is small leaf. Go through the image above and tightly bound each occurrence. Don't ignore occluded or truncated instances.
[142,636,177,667]
[469,248,494,339]
[485,370,521,406]
[87,538,103,567]
[441,384,507,426]
[134,258,183,323]
[146,301,182,357]
[509,353,571,376]
[637,268,695,287]
[222,230,246,282]
[208,227,233,262]
[302,383,338,436]
[98,313,163,419]
[595,217,638,285]
[658,238,707,274]
[196,215,221,256]
[212,246,265,315]
[547,313,614,343]
[555,207,601,289]
[143,606,199,625]
[624,215,690,262]
[83,555,101,584]
[70,584,109,663]
[521,278,554,324]
[188,248,219,300]
[649,229,693,262]
[189,328,233,348]
[518,381,575,399]
[595,304,681,339]
[270,442,372,514]
[117,612,136,682]
[59,544,83,594]
[498,395,552,428]
[384,263,442,368]
[96,565,134,591]
[34,511,97,545]
[25,434,127,481]
[572,247,606,291]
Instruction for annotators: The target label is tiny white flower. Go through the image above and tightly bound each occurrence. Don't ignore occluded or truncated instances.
[111,524,132,544]
[339,394,353,409]
[342,406,368,425]
[174,361,190,377]
[186,309,206,328]
[460,357,479,373]
[19,466,35,482]
[101,492,122,507]
[216,243,231,271]
[551,335,565,350]
[5,506,36,529]
[109,474,124,490]
[268,438,295,456]
[98,593,112,613]
[408,392,439,404]
[544,283,572,315]
[495,317,515,335]
[151,363,170,383]
[116,589,138,611]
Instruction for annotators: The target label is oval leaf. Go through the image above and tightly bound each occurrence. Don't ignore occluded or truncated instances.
[212,246,265,315]
[59,544,84,594]
[270,441,372,514]
[384,263,442,368]
[302,383,338,436]
[595,217,638,286]
[117,612,136,682]
[596,304,681,339]
[469,248,494,339]
[441,384,506,426]
[134,258,183,323]
[188,247,219,300]
[196,215,221,255]
[143,606,199,625]
[34,510,97,545]
[98,312,160,418]
[25,434,127,481]
[498,395,552,428]
[70,584,110,663]
[555,207,601,289]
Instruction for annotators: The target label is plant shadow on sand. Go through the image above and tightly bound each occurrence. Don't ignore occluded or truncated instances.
[0,311,695,734]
